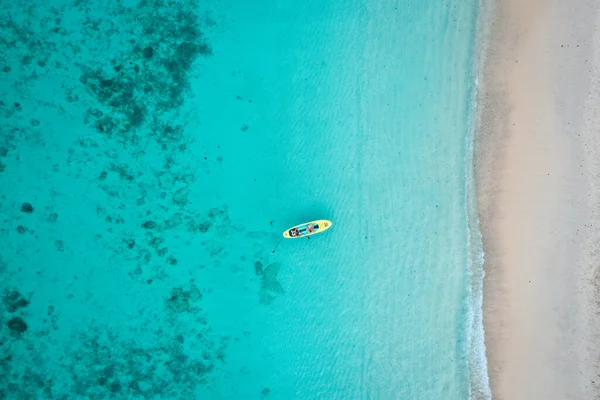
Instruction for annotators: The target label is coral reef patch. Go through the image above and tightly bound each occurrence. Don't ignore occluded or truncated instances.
[2,290,29,313]
[77,0,213,148]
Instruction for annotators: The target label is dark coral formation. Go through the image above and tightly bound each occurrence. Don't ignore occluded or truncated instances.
[141,220,156,229]
[0,146,7,172]
[64,326,226,398]
[55,240,64,252]
[186,205,230,234]
[166,255,177,265]
[0,14,64,155]
[7,317,28,333]
[171,187,188,206]
[0,364,51,399]
[113,204,237,283]
[254,261,264,276]
[20,202,33,213]
[166,284,202,314]
[2,290,29,313]
[0,1,253,398]
[1,296,227,398]
[78,0,213,146]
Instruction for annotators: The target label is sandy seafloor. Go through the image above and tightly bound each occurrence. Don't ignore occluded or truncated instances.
[1,0,489,399]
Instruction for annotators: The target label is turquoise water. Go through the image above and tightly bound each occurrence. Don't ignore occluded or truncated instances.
[0,0,490,398]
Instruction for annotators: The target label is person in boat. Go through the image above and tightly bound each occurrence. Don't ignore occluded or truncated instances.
[290,227,300,237]
[306,223,315,234]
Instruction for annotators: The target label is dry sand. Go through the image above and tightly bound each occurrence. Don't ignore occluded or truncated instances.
[476,0,600,399]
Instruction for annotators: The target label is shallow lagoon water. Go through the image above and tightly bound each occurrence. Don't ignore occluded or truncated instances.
[0,0,489,398]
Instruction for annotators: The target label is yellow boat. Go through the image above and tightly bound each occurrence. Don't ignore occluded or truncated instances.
[283,220,333,239]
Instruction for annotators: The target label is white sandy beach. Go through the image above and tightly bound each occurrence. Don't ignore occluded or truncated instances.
[476,0,600,398]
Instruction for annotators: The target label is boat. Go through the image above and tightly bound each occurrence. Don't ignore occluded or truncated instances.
[282,220,332,239]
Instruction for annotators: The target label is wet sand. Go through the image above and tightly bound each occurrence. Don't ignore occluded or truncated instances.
[476,0,600,399]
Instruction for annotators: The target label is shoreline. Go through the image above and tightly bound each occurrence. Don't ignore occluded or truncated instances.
[475,0,600,398]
